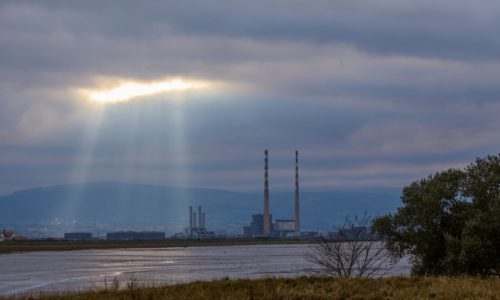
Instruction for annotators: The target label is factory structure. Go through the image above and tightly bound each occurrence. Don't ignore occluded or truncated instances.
[244,150,312,238]
[64,232,93,240]
[174,206,218,238]
[106,231,165,240]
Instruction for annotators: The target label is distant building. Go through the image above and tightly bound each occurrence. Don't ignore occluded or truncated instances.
[243,214,273,237]
[178,227,217,239]
[216,230,227,236]
[287,231,318,238]
[273,219,296,238]
[0,230,15,241]
[65,232,92,240]
[106,231,165,240]
[12,237,28,241]
[242,216,318,239]
[175,206,219,239]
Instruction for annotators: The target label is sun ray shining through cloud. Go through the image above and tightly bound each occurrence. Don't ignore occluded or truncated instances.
[71,106,107,184]
[5,0,500,198]
[89,79,206,103]
[171,104,190,188]
[65,105,107,218]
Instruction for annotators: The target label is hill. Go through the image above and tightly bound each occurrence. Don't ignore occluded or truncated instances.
[0,182,402,224]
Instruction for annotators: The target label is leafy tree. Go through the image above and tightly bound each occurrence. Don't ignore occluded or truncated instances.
[372,154,500,276]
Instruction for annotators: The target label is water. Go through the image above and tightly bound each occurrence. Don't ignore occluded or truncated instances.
[0,244,410,295]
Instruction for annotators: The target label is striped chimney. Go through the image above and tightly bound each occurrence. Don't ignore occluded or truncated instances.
[295,151,300,233]
[198,207,202,228]
[189,206,193,228]
[263,150,270,235]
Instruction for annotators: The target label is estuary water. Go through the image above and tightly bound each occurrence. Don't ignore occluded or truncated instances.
[0,244,410,295]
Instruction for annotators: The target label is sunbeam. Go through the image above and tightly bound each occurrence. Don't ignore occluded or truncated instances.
[89,79,205,103]
[170,103,190,187]
[63,105,107,219]
[72,106,107,184]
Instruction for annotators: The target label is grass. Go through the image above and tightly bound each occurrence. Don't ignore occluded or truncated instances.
[3,276,500,300]
[0,238,309,254]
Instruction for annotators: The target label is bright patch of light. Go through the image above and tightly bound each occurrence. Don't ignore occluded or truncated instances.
[90,80,201,103]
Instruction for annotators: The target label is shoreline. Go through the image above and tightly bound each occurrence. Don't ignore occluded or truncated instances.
[0,238,310,254]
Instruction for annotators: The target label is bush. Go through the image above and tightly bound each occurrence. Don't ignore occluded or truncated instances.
[372,154,500,276]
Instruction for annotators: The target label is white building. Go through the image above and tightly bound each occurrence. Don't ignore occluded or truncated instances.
[0,230,15,241]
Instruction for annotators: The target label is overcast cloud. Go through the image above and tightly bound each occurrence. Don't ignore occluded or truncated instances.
[1,0,499,195]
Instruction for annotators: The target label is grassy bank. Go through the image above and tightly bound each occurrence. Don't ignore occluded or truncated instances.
[0,238,308,254]
[3,276,500,300]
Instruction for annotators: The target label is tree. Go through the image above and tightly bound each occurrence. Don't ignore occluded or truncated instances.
[304,213,400,278]
[372,154,500,276]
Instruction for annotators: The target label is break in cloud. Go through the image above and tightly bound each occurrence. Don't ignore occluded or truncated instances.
[0,0,500,195]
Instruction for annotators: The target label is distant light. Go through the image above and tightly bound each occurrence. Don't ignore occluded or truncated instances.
[90,80,202,103]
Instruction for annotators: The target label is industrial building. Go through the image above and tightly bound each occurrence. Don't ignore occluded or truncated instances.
[243,217,299,238]
[243,150,303,238]
[64,232,92,240]
[174,206,218,238]
[243,214,273,237]
[106,231,165,240]
[274,219,296,237]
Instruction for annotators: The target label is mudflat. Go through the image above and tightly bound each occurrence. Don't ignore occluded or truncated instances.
[0,239,308,254]
[0,244,313,294]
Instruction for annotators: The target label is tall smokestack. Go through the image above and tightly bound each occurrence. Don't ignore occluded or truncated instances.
[198,207,202,228]
[189,206,193,229]
[295,151,300,233]
[202,213,205,228]
[263,150,270,235]
[193,213,197,227]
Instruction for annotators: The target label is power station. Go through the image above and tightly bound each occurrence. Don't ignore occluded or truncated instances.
[178,206,216,238]
[243,150,302,238]
[175,150,305,239]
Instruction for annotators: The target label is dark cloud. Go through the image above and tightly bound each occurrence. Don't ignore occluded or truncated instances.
[3,1,499,60]
[0,1,499,195]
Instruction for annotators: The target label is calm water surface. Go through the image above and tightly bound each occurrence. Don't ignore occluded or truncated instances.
[0,244,410,295]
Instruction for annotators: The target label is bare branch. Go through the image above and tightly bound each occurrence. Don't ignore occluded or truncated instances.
[303,212,401,278]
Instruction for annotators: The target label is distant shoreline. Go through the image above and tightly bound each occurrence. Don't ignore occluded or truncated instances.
[0,238,310,254]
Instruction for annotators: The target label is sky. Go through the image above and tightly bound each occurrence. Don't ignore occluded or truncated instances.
[1,0,500,196]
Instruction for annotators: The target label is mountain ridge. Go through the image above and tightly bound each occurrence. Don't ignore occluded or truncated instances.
[0,182,402,224]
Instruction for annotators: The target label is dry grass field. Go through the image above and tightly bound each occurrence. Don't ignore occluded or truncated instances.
[3,276,500,300]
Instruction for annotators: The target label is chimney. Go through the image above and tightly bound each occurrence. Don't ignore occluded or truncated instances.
[198,207,202,228]
[202,213,205,228]
[263,150,270,235]
[295,151,300,233]
[193,213,197,227]
[189,207,193,229]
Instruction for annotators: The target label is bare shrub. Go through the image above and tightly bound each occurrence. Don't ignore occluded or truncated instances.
[304,212,400,278]
[127,275,140,291]
[127,276,141,300]
[111,276,121,290]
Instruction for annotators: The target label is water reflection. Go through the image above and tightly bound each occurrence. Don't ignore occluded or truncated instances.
[0,244,410,295]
